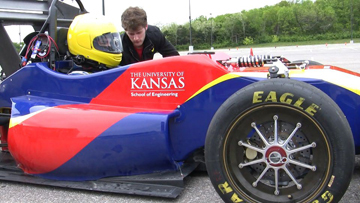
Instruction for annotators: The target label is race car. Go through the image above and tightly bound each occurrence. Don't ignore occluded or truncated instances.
[0,0,359,203]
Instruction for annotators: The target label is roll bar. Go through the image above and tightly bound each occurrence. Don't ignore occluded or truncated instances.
[0,0,85,77]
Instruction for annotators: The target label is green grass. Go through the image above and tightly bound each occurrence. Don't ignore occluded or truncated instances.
[177,38,359,51]
[229,38,359,49]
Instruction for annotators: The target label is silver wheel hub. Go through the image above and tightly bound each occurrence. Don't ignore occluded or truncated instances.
[238,115,317,196]
[269,151,283,164]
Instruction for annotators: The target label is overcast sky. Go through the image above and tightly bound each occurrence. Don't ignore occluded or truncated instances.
[5,0,283,42]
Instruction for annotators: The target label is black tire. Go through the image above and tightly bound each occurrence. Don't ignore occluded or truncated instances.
[205,78,354,203]
[292,60,323,65]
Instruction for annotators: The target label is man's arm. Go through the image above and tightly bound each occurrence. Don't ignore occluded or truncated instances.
[150,25,179,57]
[158,36,180,57]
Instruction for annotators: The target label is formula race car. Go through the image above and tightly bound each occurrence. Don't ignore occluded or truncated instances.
[0,1,359,203]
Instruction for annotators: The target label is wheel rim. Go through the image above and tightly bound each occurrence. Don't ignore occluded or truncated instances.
[223,104,331,202]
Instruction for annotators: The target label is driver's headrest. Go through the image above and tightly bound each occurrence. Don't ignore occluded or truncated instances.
[56,27,69,56]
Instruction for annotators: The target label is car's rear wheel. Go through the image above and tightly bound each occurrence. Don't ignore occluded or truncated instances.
[292,60,323,65]
[205,78,354,203]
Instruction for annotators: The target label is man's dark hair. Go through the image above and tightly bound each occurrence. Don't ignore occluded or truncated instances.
[121,7,147,31]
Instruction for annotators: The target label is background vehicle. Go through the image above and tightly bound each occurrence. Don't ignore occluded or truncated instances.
[0,1,359,202]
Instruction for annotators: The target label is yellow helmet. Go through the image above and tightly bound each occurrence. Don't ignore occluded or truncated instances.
[67,13,122,68]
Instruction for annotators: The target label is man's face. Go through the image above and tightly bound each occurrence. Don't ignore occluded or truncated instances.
[125,25,147,48]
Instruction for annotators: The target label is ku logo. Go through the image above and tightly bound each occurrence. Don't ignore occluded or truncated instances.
[130,71,185,90]
[131,77,185,89]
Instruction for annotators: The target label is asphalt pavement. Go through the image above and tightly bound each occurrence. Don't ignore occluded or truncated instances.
[1,43,359,203]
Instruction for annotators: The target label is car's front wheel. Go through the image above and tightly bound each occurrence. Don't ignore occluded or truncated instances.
[205,78,354,203]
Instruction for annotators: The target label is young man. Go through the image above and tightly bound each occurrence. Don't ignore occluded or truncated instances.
[120,7,179,66]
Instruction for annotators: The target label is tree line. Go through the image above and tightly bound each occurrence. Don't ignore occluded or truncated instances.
[160,0,360,50]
